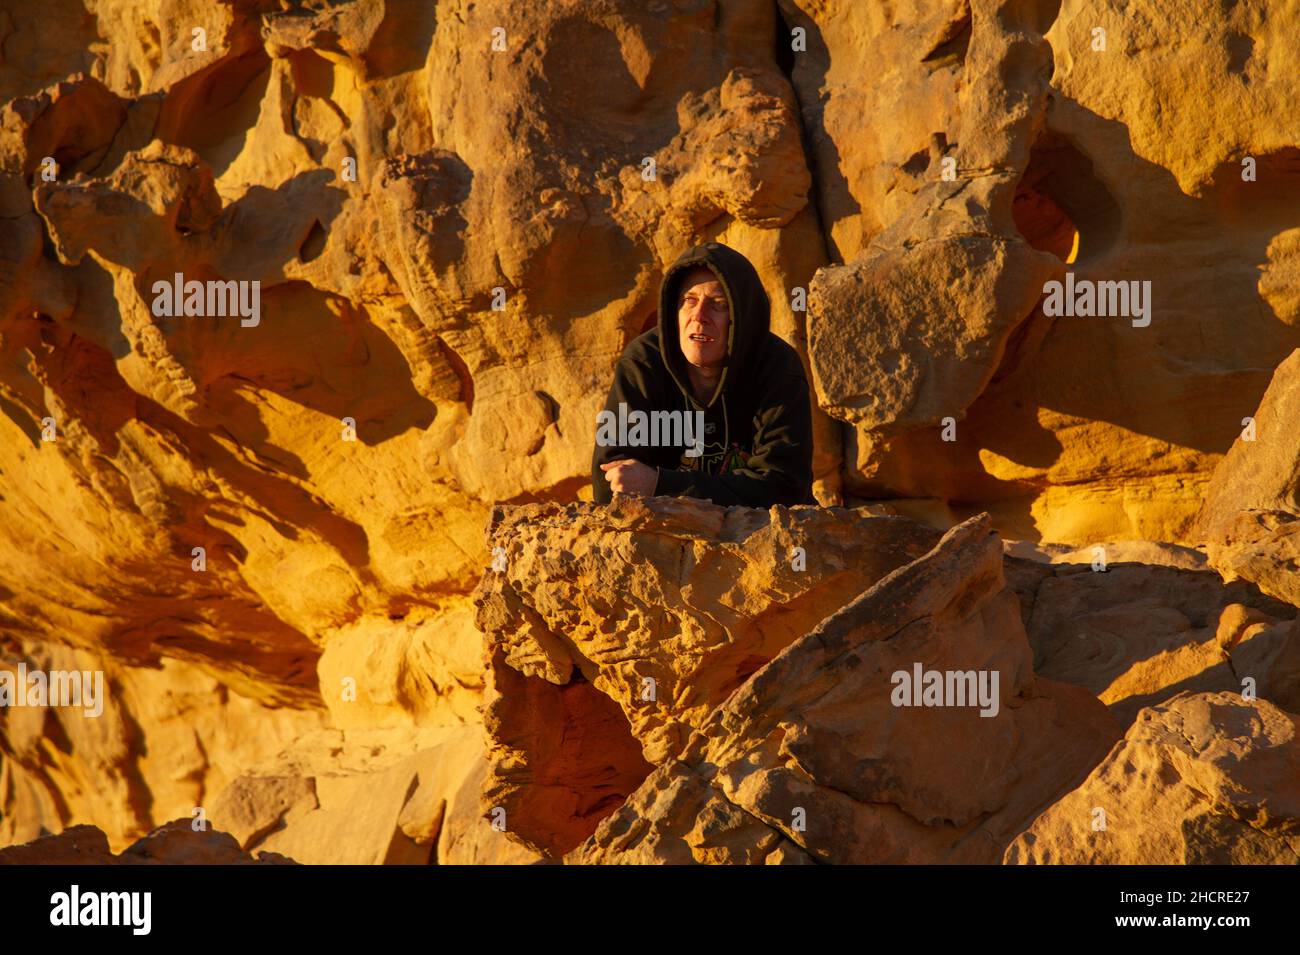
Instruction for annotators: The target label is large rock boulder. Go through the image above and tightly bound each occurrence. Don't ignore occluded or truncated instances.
[798,0,1300,543]
[807,0,1062,436]
[473,496,943,855]
[1199,348,1300,608]
[566,514,1120,863]
[1006,692,1300,864]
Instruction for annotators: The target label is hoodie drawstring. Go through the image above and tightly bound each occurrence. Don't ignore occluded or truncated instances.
[685,392,730,472]
[722,400,729,463]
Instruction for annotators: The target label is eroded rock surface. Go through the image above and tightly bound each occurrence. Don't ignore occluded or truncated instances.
[565,515,1121,863]
[207,722,544,865]
[1004,550,1300,725]
[807,0,1062,437]
[474,496,941,855]
[1199,348,1300,608]
[0,0,841,853]
[0,819,291,865]
[2,0,1300,865]
[798,0,1300,543]
[1006,692,1300,864]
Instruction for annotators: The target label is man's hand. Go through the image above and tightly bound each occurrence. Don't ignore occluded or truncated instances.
[600,459,659,497]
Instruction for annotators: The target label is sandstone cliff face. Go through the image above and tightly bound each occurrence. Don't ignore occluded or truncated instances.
[797,0,1300,544]
[2,0,1299,864]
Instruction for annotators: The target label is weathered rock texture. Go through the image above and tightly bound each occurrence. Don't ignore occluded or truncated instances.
[806,0,1063,438]
[562,514,1121,863]
[1,0,840,856]
[1006,692,1300,864]
[1199,348,1300,608]
[1005,547,1300,726]
[205,722,544,865]
[0,819,293,864]
[0,641,325,851]
[1,0,1299,864]
[470,502,1300,864]
[796,0,1300,543]
[474,496,942,855]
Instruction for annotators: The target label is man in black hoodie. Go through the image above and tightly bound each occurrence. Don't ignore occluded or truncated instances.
[591,241,815,507]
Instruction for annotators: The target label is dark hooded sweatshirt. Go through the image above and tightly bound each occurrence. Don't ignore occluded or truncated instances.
[591,241,815,508]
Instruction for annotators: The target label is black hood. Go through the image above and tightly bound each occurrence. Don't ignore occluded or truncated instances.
[657,241,771,409]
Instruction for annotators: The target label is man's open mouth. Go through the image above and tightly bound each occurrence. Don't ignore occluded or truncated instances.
[689,334,714,342]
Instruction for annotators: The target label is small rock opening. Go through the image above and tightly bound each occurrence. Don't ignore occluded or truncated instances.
[1013,131,1120,265]
[297,219,327,263]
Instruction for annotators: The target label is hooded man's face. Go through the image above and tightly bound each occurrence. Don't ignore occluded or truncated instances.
[676,267,730,369]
